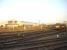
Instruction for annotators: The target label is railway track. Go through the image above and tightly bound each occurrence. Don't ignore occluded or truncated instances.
[0,29,67,50]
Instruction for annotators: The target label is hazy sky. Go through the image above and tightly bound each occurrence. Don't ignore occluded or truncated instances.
[0,0,66,24]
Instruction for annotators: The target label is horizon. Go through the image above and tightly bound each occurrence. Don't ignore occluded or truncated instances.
[0,20,66,25]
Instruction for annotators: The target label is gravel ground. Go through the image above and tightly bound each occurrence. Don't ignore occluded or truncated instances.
[53,46,67,50]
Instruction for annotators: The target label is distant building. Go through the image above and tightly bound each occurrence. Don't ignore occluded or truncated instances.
[8,20,18,24]
[5,20,19,28]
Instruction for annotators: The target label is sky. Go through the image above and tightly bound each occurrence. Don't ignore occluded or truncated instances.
[0,0,66,24]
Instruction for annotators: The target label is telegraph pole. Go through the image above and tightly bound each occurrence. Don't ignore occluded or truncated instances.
[13,25,14,31]
[39,20,40,30]
[39,20,42,31]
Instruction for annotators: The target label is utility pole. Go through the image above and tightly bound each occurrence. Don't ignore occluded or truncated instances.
[39,20,42,31]
[12,21,14,31]
[39,20,40,30]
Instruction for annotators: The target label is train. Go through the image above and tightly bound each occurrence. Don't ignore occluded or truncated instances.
[53,23,66,31]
